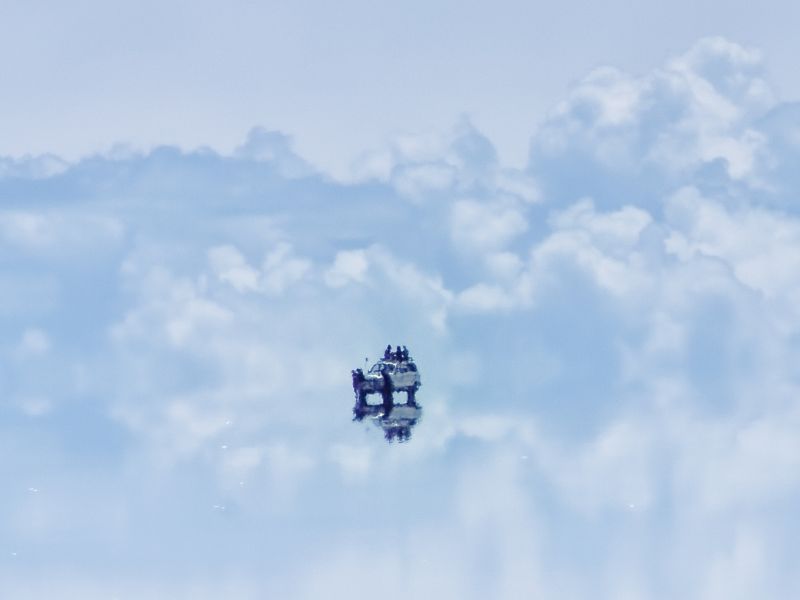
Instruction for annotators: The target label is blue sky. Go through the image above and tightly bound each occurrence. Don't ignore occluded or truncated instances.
[3,5,800,600]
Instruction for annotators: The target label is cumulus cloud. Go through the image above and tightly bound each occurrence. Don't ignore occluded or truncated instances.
[664,186,800,300]
[15,328,51,358]
[208,242,311,295]
[324,249,369,287]
[5,36,800,599]
[450,198,528,252]
[530,37,776,211]
[234,126,315,178]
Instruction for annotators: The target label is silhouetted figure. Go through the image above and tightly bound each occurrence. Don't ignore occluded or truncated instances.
[384,425,411,442]
[402,346,409,361]
[384,345,392,360]
[406,383,418,407]
[380,366,394,417]
[352,369,368,420]
[351,368,364,389]
[352,369,366,390]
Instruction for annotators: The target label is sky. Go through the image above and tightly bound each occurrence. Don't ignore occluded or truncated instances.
[4,0,800,177]
[4,4,800,600]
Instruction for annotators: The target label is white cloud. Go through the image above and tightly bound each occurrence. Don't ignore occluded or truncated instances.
[392,162,458,200]
[111,266,233,347]
[665,186,800,300]
[536,201,655,297]
[451,198,528,252]
[455,198,654,312]
[0,154,69,180]
[224,445,265,472]
[164,400,231,456]
[261,242,312,294]
[328,443,372,480]
[368,246,454,330]
[533,37,773,185]
[354,118,537,210]
[549,198,652,252]
[208,245,260,292]
[234,127,314,178]
[674,409,800,510]
[701,529,766,600]
[456,281,520,312]
[324,249,369,287]
[209,242,311,295]
[0,210,123,256]
[536,418,656,514]
[16,328,51,358]
[18,396,52,417]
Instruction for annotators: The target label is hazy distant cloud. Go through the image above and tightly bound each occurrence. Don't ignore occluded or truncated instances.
[0,210,123,256]
[14,328,52,361]
[0,154,69,180]
[234,126,315,178]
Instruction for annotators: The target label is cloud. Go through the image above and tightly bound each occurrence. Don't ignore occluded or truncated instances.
[328,443,372,480]
[234,127,314,179]
[0,210,123,258]
[208,245,260,292]
[354,117,538,207]
[664,186,800,300]
[15,328,51,358]
[530,37,775,210]
[209,242,311,295]
[324,249,369,288]
[451,198,528,252]
[5,36,800,599]
[454,197,654,312]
